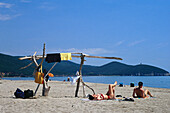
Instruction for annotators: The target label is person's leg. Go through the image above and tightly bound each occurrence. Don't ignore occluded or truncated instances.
[106,86,114,95]
[144,89,153,97]
[106,81,117,99]
[106,81,117,95]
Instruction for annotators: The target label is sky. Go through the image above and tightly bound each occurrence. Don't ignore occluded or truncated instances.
[0,0,170,72]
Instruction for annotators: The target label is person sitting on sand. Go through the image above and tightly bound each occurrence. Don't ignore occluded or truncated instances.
[132,82,153,98]
[88,81,117,100]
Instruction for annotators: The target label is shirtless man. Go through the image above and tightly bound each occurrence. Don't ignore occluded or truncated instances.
[88,81,117,100]
[132,82,153,98]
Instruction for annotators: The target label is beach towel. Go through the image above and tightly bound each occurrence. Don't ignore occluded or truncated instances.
[71,76,80,85]
[45,53,72,63]
[60,53,72,60]
[45,53,61,63]
[71,71,80,85]
[81,98,123,101]
[136,97,156,99]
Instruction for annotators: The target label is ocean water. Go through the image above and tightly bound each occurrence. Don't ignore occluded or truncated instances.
[2,76,170,89]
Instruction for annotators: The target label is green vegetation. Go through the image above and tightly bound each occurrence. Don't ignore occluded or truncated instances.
[0,53,169,77]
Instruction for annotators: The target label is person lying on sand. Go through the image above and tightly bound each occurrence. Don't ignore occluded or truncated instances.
[88,81,117,100]
[132,82,153,98]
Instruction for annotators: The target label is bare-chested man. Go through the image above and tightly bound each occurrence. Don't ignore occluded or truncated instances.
[132,82,153,98]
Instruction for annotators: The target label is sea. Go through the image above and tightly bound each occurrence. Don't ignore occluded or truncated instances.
[2,76,170,89]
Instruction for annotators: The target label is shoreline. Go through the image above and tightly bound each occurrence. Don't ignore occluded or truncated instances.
[2,76,170,89]
[2,75,170,77]
[0,80,170,113]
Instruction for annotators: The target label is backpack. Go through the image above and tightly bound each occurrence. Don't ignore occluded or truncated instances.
[24,89,33,98]
[14,88,25,98]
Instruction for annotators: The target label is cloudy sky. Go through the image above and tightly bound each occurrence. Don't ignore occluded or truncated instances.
[0,0,170,72]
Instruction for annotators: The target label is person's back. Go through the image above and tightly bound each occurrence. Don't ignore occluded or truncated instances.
[133,82,153,98]
[133,87,145,98]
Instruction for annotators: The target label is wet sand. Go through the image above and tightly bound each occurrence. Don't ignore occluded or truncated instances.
[0,80,170,113]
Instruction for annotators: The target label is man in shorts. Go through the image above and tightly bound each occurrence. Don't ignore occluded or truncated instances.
[132,82,153,98]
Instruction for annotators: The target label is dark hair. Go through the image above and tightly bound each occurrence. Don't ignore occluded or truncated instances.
[88,94,94,100]
[138,82,143,87]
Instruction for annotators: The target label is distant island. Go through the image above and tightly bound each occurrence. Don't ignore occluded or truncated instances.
[0,53,169,77]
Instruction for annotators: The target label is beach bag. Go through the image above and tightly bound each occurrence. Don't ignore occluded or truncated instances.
[14,88,25,98]
[35,65,44,84]
[35,72,44,84]
[130,83,134,87]
[24,89,33,98]
[119,83,123,87]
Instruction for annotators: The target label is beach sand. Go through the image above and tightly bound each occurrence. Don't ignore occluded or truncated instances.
[0,80,170,113]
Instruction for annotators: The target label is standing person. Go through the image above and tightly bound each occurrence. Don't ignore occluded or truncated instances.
[132,82,153,98]
[88,81,117,100]
[67,77,70,82]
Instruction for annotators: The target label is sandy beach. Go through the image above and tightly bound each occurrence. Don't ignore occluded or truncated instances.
[0,80,170,113]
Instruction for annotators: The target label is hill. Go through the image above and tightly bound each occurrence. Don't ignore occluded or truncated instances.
[0,53,34,76]
[0,53,169,77]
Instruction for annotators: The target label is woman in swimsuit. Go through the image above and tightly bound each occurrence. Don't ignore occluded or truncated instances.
[88,81,117,100]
